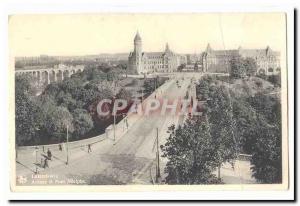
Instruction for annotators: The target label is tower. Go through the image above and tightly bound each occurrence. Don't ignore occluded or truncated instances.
[134,31,142,54]
[133,31,143,74]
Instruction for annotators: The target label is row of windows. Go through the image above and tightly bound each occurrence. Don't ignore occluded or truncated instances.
[258,67,281,74]
[142,65,169,70]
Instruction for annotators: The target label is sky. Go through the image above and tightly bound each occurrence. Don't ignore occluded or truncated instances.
[9,13,286,57]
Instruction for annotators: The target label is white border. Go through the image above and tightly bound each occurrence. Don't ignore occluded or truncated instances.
[1,0,295,201]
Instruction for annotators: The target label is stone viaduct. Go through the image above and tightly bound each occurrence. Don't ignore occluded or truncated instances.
[15,64,85,84]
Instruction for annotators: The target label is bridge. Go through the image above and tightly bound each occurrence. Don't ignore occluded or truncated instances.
[15,64,85,84]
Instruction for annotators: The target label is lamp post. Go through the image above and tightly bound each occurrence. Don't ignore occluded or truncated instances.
[35,146,39,174]
[112,79,118,145]
[34,127,40,173]
[113,98,116,143]
[155,128,161,183]
[66,124,69,165]
[15,143,18,162]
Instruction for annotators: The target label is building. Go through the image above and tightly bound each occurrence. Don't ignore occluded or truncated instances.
[128,32,185,74]
[202,44,281,75]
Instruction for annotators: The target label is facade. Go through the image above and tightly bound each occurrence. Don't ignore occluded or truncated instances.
[202,44,281,75]
[128,32,185,74]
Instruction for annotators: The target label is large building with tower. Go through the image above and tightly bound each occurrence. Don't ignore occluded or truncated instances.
[128,32,185,74]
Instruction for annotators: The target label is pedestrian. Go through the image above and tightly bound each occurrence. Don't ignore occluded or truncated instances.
[231,161,235,170]
[44,158,49,168]
[47,148,52,160]
[59,144,62,151]
[88,144,92,153]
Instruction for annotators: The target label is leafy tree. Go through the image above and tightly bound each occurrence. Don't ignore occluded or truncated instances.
[161,117,221,184]
[207,85,239,177]
[43,105,74,143]
[232,97,257,154]
[230,56,257,78]
[177,63,186,72]
[268,74,281,87]
[116,88,132,102]
[57,92,78,112]
[72,109,94,140]
[244,57,258,76]
[97,64,112,73]
[247,93,280,124]
[193,75,282,184]
[15,94,44,145]
[43,82,62,98]
[230,56,246,78]
[15,75,35,96]
[15,75,44,145]
[250,115,282,183]
[196,77,212,100]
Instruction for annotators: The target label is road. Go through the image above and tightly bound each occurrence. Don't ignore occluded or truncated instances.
[16,72,255,185]
[16,75,194,185]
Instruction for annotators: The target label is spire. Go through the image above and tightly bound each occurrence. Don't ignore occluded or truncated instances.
[165,43,170,52]
[206,43,212,52]
[134,31,142,42]
[266,45,271,55]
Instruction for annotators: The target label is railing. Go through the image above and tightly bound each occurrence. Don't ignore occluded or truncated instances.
[17,79,174,153]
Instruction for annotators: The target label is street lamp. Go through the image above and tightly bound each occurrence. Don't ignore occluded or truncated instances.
[113,96,116,144]
[35,146,39,174]
[66,124,69,165]
[155,128,161,183]
[15,143,18,162]
[34,127,40,174]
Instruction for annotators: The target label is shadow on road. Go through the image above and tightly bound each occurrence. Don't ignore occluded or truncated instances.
[16,161,35,173]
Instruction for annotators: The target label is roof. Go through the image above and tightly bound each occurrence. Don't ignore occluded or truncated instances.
[203,47,280,58]
[134,32,142,41]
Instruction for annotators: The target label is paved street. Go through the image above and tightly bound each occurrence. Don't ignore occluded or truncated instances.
[17,75,194,185]
[16,73,255,185]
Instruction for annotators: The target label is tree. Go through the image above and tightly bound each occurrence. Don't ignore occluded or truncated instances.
[144,79,155,94]
[250,115,282,183]
[196,77,212,100]
[57,91,78,112]
[72,109,94,140]
[15,75,44,145]
[244,57,257,76]
[15,94,44,145]
[207,85,239,178]
[43,105,74,143]
[161,116,221,184]
[177,63,186,72]
[116,88,132,102]
[43,82,62,98]
[232,97,257,154]
[268,74,281,87]
[245,93,282,183]
[247,93,280,124]
[229,56,246,79]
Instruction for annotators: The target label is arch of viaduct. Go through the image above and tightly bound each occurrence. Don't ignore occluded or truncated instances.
[15,65,85,84]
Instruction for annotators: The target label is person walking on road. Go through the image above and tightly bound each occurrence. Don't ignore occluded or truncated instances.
[87,144,92,153]
[43,158,49,168]
[47,148,52,160]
